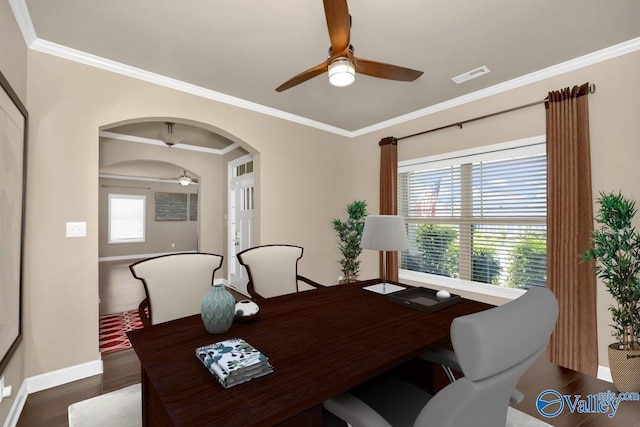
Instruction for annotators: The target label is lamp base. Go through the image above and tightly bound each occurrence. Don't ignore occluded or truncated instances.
[362,283,406,295]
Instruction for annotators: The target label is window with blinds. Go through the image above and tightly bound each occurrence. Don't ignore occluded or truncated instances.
[108,194,146,244]
[398,139,546,289]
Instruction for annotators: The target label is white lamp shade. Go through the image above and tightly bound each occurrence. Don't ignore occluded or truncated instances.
[361,215,409,251]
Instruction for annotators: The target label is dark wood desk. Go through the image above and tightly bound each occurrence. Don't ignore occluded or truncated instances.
[127,281,490,426]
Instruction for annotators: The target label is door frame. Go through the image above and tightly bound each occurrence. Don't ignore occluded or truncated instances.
[227,154,254,294]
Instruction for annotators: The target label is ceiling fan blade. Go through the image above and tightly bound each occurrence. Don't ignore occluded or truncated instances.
[276,59,331,92]
[323,0,351,55]
[355,57,424,82]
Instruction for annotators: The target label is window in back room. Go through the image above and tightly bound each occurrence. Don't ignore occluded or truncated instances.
[108,193,146,244]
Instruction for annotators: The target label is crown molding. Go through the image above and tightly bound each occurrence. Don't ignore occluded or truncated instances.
[351,36,640,137]
[99,130,237,155]
[28,38,352,138]
[8,0,37,46]
[99,173,199,186]
[11,0,640,138]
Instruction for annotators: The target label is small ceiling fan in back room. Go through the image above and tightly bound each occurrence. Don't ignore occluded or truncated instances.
[276,0,423,92]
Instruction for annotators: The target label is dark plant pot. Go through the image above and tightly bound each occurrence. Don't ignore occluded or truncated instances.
[608,343,640,392]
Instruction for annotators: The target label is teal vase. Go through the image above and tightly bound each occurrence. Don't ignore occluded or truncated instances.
[201,284,235,334]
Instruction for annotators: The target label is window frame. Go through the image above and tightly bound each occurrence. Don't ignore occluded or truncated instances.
[398,135,546,300]
[108,193,146,244]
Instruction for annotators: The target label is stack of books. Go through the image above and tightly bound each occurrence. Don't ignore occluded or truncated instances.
[196,338,273,388]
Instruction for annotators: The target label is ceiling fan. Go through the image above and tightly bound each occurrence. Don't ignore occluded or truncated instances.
[276,0,423,92]
[168,169,197,186]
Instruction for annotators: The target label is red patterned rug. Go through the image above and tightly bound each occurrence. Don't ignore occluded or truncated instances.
[99,309,144,355]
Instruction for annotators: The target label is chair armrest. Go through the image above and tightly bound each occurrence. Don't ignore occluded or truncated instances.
[420,347,462,373]
[510,389,525,404]
[246,281,267,302]
[323,393,392,427]
[297,274,327,288]
[138,298,152,328]
[421,347,525,404]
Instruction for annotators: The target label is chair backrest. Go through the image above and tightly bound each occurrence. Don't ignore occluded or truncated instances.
[414,287,559,427]
[129,253,223,325]
[237,245,304,299]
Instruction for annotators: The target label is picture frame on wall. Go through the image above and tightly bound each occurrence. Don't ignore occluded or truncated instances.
[0,70,27,375]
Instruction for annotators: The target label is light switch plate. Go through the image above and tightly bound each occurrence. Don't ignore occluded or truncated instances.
[66,222,87,237]
[0,376,11,402]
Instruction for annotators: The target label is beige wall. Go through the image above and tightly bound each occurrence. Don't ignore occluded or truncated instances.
[3,4,638,422]
[23,49,350,377]
[349,50,640,368]
[99,137,225,258]
[0,0,27,422]
[0,0,27,101]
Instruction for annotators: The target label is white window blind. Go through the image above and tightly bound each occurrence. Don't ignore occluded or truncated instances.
[398,139,546,289]
[108,194,146,244]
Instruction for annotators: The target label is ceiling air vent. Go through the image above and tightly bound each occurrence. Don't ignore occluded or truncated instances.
[452,66,491,84]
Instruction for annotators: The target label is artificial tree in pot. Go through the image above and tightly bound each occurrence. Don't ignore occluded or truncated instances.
[332,200,368,283]
[582,191,640,392]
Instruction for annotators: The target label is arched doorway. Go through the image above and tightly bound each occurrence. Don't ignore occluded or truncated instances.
[97,118,254,355]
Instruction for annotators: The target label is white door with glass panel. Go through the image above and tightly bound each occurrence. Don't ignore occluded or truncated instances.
[228,156,254,295]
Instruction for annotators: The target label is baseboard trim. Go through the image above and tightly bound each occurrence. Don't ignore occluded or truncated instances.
[597,365,613,383]
[3,359,103,427]
[3,381,28,427]
[99,250,197,262]
[25,359,103,394]
[1,359,614,426]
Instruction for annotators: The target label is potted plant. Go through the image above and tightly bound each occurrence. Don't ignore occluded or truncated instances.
[582,191,640,392]
[332,200,368,283]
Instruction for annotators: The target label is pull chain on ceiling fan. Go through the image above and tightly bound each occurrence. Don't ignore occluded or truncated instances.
[160,123,193,185]
[276,0,423,92]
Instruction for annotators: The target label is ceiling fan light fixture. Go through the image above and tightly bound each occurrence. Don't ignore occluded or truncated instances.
[178,170,192,186]
[328,57,355,87]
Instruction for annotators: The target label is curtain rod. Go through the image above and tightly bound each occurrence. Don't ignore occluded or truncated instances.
[101,184,151,190]
[395,83,596,142]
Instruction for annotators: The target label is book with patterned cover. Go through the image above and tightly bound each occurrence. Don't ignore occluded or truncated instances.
[196,338,273,388]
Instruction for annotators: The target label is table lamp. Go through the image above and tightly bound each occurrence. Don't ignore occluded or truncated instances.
[360,215,409,295]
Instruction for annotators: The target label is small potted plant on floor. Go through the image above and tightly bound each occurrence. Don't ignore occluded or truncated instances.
[332,200,368,283]
[582,191,640,392]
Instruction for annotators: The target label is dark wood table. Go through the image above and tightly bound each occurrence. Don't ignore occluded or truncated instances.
[127,280,490,426]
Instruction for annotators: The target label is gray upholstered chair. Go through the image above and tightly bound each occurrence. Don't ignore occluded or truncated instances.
[323,287,559,427]
[237,244,323,299]
[129,252,223,326]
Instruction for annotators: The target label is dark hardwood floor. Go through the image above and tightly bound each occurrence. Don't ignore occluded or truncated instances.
[515,356,640,427]
[15,266,640,426]
[17,350,640,427]
[98,259,147,316]
[17,350,140,427]
[18,260,145,426]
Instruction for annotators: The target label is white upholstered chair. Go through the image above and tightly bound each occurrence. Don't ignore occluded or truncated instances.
[323,287,559,427]
[237,244,324,299]
[129,252,223,326]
